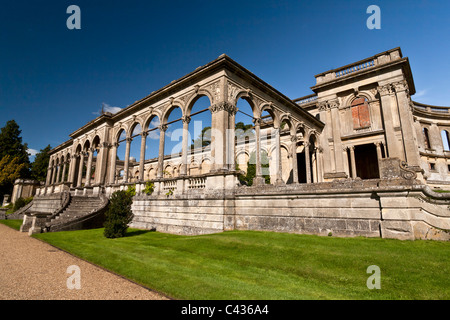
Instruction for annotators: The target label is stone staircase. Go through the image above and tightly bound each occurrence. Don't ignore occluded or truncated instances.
[46,195,109,232]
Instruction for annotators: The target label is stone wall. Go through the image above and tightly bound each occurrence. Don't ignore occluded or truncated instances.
[131,179,450,240]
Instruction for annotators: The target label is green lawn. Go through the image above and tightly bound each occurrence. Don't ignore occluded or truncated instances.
[33,228,449,300]
[0,219,23,230]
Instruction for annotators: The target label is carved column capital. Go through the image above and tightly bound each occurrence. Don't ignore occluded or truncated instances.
[252,117,261,126]
[377,84,393,96]
[209,101,236,114]
[182,115,191,124]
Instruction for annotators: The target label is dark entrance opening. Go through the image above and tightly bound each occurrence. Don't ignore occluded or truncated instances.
[354,144,379,179]
[297,152,307,183]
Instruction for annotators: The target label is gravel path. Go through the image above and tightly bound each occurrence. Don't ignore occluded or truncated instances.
[0,223,168,300]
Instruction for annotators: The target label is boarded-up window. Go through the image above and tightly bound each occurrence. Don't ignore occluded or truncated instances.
[351,98,370,129]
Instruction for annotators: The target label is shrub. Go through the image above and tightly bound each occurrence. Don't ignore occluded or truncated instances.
[103,190,134,238]
[143,181,154,195]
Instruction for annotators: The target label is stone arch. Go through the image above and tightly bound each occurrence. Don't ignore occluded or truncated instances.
[143,112,162,130]
[115,127,127,143]
[235,91,259,119]
[186,93,213,116]
[162,103,184,124]
[259,103,280,129]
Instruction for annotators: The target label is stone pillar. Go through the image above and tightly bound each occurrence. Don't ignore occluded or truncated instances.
[252,118,265,185]
[180,116,191,176]
[85,148,94,187]
[157,125,167,178]
[393,80,421,168]
[109,143,118,184]
[69,155,77,187]
[329,99,346,174]
[291,135,299,184]
[375,141,383,160]
[343,147,350,178]
[209,101,231,172]
[56,164,61,184]
[45,163,52,186]
[304,142,311,184]
[227,107,237,171]
[317,147,324,183]
[139,132,147,181]
[122,137,132,183]
[95,142,108,186]
[51,165,57,185]
[275,126,283,185]
[61,161,67,183]
[77,152,85,187]
[349,146,357,179]
[378,84,404,160]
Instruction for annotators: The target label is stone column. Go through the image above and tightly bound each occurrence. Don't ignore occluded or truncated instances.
[56,164,61,184]
[311,148,317,183]
[378,84,404,160]
[317,147,324,183]
[62,161,67,183]
[274,126,283,185]
[69,155,77,187]
[209,101,231,172]
[227,107,237,171]
[343,147,350,178]
[180,116,191,176]
[253,118,265,185]
[304,142,311,184]
[45,163,52,186]
[393,80,421,168]
[291,135,299,184]
[95,142,108,185]
[51,165,57,185]
[77,152,85,187]
[139,132,147,181]
[123,137,132,183]
[85,148,94,187]
[157,125,167,178]
[108,143,118,184]
[329,99,346,174]
[349,146,357,179]
[375,141,383,160]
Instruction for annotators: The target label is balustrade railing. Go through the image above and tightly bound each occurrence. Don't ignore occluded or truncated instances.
[335,59,375,78]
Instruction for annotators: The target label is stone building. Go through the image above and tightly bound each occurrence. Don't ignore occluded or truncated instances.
[20,47,450,240]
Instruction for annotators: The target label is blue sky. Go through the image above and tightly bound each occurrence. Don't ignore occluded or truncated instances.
[1,0,449,161]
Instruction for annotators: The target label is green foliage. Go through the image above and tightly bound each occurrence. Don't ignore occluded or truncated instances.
[0,120,30,177]
[12,196,33,212]
[0,155,28,202]
[191,126,211,150]
[30,145,52,181]
[237,151,270,186]
[125,184,136,197]
[103,190,134,238]
[143,181,154,195]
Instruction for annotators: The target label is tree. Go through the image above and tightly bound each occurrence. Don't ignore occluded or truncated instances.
[0,120,30,178]
[103,190,134,238]
[237,151,270,186]
[0,155,27,202]
[30,145,52,181]
[191,126,211,150]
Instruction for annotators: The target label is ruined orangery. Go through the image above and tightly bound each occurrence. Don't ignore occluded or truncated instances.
[18,47,450,240]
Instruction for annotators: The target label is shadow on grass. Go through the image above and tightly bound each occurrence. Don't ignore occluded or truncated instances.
[124,228,156,237]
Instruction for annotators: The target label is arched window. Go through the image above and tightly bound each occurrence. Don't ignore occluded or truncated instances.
[351,97,370,129]
[441,130,450,151]
[423,127,431,149]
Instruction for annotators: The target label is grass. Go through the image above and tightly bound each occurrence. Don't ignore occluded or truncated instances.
[31,228,450,300]
[0,219,23,230]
